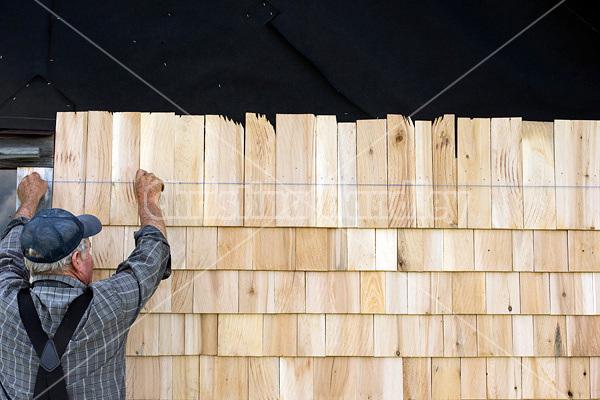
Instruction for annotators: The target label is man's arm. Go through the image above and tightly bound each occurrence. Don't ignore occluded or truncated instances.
[14,172,47,220]
[96,169,171,321]
[135,169,168,240]
[0,173,47,282]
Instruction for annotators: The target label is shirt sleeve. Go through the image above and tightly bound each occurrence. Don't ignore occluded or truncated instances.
[0,217,31,285]
[94,225,171,324]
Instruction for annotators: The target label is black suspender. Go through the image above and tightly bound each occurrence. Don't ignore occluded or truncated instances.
[17,287,93,400]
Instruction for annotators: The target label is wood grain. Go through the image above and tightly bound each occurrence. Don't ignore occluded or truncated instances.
[276,114,316,226]
[387,114,416,227]
[244,113,276,226]
[204,115,244,226]
[357,119,388,227]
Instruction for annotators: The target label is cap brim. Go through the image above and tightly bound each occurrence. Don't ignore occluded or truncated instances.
[77,214,103,237]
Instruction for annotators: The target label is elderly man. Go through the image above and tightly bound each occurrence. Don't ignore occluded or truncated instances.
[0,169,171,399]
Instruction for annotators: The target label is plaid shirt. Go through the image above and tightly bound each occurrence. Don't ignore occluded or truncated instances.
[0,217,171,399]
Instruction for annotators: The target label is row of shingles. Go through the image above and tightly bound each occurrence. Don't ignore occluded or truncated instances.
[124,312,600,359]
[125,355,600,399]
[93,268,596,316]
[91,225,600,273]
[53,113,600,230]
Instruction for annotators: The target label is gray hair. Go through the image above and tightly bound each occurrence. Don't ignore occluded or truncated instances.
[24,238,90,276]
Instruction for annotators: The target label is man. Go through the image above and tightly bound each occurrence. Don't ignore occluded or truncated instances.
[0,169,171,399]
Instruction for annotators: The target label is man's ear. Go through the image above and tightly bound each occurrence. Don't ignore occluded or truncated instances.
[71,251,81,271]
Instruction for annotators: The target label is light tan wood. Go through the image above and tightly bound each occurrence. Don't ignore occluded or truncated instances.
[192,270,238,313]
[534,315,567,357]
[558,357,591,399]
[244,113,276,227]
[375,229,397,271]
[126,357,170,399]
[276,114,316,226]
[387,114,416,227]
[314,357,357,399]
[166,227,186,269]
[173,115,204,226]
[200,356,248,399]
[273,271,305,313]
[126,314,160,356]
[432,114,457,228]
[569,230,600,271]
[443,315,477,357]
[415,120,435,228]
[297,314,325,356]
[460,358,486,399]
[305,272,360,313]
[253,227,295,270]
[555,120,600,229]
[218,314,262,356]
[474,229,512,271]
[403,357,431,399]
[397,229,424,271]
[431,358,460,400]
[140,112,175,225]
[567,316,600,356]
[520,272,551,314]
[486,357,522,399]
[512,315,534,356]
[443,229,474,271]
[512,229,534,271]
[357,119,388,227]
[591,357,600,398]
[53,112,88,214]
[534,230,568,271]
[84,111,112,224]
[280,357,313,400]
[491,117,523,229]
[407,272,452,314]
[204,115,244,226]
[159,314,184,355]
[92,226,124,269]
[486,272,520,314]
[184,314,217,356]
[142,277,171,313]
[521,357,557,399]
[452,272,485,314]
[457,118,491,229]
[523,121,557,229]
[216,227,252,269]
[249,357,279,400]
[295,228,328,271]
[357,357,403,400]
[173,355,199,400]
[238,270,275,313]
[263,314,297,356]
[327,228,348,270]
[186,227,217,269]
[316,115,338,227]
[347,228,375,271]
[550,272,595,315]
[477,315,513,356]
[326,315,374,357]
[171,270,194,313]
[337,122,358,227]
[361,271,385,313]
[110,113,140,225]
[385,272,408,314]
[374,315,443,357]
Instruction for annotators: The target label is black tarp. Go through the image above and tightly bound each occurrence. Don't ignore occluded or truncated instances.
[0,0,598,131]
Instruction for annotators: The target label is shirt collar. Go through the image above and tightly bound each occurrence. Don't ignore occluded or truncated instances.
[30,274,88,289]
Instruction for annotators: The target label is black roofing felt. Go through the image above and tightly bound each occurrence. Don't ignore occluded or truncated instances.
[0,0,598,131]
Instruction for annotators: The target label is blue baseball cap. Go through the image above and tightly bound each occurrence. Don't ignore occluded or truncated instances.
[21,208,102,263]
